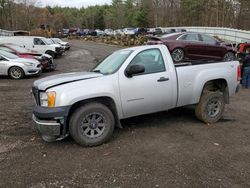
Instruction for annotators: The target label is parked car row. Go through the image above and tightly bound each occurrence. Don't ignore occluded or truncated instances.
[0,36,70,79]
[147,32,236,63]
[61,27,159,37]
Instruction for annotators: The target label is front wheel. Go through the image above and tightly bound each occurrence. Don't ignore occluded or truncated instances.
[171,48,185,62]
[8,66,24,79]
[69,103,115,147]
[195,91,225,124]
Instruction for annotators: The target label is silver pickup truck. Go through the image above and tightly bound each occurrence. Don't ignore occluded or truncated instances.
[32,45,241,146]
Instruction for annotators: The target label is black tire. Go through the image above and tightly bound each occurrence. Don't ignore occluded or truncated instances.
[69,103,115,147]
[223,51,236,61]
[46,51,55,59]
[195,91,225,124]
[8,66,24,79]
[171,48,185,62]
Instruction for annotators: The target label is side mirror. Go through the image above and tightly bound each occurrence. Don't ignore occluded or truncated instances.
[125,64,145,78]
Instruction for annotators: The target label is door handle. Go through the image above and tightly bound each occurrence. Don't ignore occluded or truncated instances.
[157,77,169,82]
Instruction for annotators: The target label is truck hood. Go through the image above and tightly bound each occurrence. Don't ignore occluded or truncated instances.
[34,72,102,90]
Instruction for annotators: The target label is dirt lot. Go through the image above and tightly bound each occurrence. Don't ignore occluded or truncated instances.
[0,40,250,188]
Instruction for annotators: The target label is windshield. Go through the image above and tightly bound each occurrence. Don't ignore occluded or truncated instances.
[0,50,19,59]
[7,44,30,53]
[92,50,132,75]
[53,38,62,43]
[44,38,54,45]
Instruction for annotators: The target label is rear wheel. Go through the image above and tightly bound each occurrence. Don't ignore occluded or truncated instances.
[223,51,236,61]
[8,66,24,79]
[69,103,115,147]
[171,48,185,62]
[195,91,225,124]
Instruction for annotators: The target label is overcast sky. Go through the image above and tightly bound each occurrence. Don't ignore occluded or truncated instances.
[37,0,112,8]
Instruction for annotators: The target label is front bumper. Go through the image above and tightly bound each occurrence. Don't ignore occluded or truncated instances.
[32,114,61,136]
[25,68,41,76]
[32,106,70,136]
[41,61,57,71]
[55,47,65,55]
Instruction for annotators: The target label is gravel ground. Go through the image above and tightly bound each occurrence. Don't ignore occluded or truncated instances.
[0,40,249,188]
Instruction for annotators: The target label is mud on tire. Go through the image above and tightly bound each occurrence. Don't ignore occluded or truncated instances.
[195,91,225,124]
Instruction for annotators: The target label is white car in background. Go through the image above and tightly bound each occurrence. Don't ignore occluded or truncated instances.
[0,50,41,79]
[123,28,136,35]
[51,38,70,50]
[104,29,114,36]
[114,29,124,36]
[95,29,105,36]
[0,36,64,58]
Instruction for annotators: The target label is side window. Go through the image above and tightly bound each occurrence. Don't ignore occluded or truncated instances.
[34,38,45,45]
[185,34,199,41]
[178,34,187,40]
[129,49,165,74]
[201,34,216,43]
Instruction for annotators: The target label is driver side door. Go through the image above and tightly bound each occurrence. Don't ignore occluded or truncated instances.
[119,48,176,118]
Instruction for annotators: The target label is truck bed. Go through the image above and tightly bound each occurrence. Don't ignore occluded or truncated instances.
[174,59,226,67]
[175,60,239,107]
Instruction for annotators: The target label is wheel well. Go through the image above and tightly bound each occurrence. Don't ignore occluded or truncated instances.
[229,50,235,53]
[45,50,55,55]
[201,79,229,103]
[8,66,24,75]
[226,50,236,55]
[67,97,121,129]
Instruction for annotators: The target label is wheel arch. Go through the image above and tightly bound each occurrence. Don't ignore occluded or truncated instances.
[8,65,25,76]
[199,79,229,104]
[45,50,55,58]
[67,96,122,129]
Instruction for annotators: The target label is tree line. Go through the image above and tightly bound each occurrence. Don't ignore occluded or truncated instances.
[0,0,250,32]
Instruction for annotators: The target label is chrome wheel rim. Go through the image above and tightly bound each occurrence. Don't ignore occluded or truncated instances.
[10,67,22,79]
[172,49,184,62]
[206,99,221,118]
[80,112,106,139]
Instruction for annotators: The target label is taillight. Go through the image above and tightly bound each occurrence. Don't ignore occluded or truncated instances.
[237,65,241,81]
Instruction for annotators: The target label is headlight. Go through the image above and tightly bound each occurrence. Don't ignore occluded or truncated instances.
[40,91,56,107]
[24,62,34,66]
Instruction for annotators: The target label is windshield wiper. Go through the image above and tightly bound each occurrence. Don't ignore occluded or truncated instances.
[91,70,103,74]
